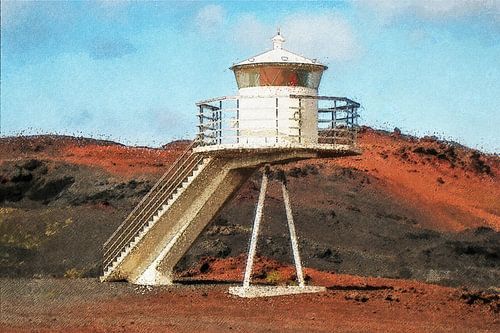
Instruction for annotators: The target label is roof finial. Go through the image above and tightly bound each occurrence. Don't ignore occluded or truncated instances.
[272,29,285,50]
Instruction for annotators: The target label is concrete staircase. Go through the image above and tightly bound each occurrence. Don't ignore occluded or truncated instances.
[101,140,318,285]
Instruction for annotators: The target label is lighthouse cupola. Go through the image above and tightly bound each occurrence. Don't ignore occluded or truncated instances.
[225,31,328,145]
[272,30,285,49]
[230,31,327,98]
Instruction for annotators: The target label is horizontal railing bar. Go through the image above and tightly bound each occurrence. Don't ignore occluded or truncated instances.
[196,114,216,121]
[318,105,357,112]
[289,94,360,106]
[196,95,239,105]
[196,124,218,129]
[198,103,221,111]
[197,119,290,126]
[318,128,353,132]
[318,118,354,123]
[197,95,361,106]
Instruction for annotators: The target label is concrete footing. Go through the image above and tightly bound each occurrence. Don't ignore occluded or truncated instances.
[228,285,326,298]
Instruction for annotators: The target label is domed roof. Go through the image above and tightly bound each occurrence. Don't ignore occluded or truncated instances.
[230,31,327,70]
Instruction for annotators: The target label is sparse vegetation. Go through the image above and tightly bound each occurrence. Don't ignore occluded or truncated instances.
[44,218,73,237]
[265,270,282,285]
[64,267,84,279]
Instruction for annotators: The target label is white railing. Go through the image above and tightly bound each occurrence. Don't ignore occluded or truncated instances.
[102,140,204,273]
[196,94,360,147]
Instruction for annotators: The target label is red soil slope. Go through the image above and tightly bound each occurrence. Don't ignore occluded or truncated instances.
[332,128,499,231]
[179,254,499,293]
[0,135,187,177]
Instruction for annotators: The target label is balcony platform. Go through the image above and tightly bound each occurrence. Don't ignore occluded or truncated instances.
[193,142,361,158]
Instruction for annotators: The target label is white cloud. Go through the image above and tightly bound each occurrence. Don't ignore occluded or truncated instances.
[230,13,272,51]
[0,1,32,28]
[195,4,225,34]
[359,0,500,23]
[281,12,359,62]
[225,11,359,64]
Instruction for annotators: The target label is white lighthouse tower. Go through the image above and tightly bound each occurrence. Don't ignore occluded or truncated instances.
[101,32,360,297]
[195,30,359,153]
[230,30,326,146]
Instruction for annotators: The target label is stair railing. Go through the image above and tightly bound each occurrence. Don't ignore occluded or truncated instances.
[103,140,205,272]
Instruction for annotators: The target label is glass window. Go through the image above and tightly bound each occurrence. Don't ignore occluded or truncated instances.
[235,69,259,88]
[234,65,323,89]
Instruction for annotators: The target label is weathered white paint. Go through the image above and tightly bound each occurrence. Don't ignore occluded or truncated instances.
[232,32,324,147]
[281,180,305,288]
[229,286,327,298]
[234,171,322,298]
[243,170,268,288]
[236,86,318,146]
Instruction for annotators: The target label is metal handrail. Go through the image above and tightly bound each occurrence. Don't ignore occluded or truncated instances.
[291,95,360,107]
[103,153,202,267]
[196,94,360,148]
[103,155,202,269]
[103,154,203,268]
[103,140,204,270]
[103,140,196,250]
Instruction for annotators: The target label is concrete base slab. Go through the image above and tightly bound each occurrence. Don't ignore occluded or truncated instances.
[228,285,326,298]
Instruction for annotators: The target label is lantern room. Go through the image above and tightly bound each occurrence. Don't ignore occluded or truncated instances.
[231,32,326,93]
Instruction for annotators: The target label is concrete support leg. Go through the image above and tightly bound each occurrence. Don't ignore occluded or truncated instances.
[243,169,269,288]
[229,169,326,298]
[281,179,305,288]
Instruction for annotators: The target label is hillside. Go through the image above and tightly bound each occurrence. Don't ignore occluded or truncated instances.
[0,128,498,288]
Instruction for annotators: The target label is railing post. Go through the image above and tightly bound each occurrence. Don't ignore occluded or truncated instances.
[275,97,279,143]
[219,100,223,145]
[333,100,337,145]
[350,106,354,145]
[298,98,302,144]
[199,105,204,146]
[236,98,240,144]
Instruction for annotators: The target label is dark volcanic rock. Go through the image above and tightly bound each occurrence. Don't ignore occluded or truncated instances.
[27,176,75,202]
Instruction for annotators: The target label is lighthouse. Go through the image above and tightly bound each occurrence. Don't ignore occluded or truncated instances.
[102,32,360,296]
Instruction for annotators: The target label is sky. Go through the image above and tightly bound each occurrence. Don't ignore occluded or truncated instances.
[1,0,499,152]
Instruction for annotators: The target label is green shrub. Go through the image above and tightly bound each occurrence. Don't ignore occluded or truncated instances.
[265,270,281,285]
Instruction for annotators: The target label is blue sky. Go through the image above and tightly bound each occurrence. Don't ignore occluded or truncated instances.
[1,1,499,152]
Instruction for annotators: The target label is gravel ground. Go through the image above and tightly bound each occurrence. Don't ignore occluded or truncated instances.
[1,277,498,332]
